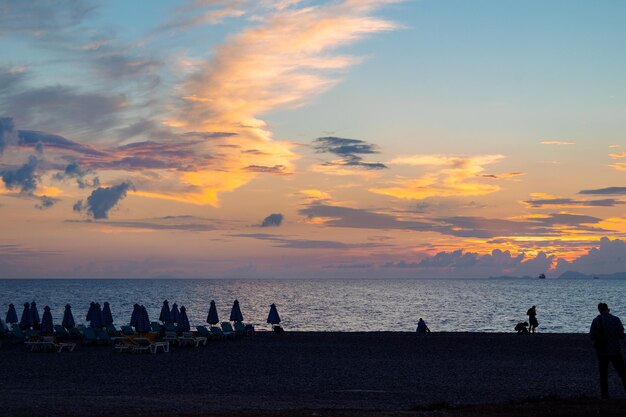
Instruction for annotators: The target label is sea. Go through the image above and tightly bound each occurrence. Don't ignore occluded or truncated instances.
[0,278,623,333]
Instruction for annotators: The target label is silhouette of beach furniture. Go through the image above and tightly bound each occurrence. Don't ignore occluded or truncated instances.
[196,325,211,339]
[121,325,135,336]
[210,326,225,340]
[43,336,75,352]
[95,328,112,344]
[151,322,163,333]
[234,321,246,336]
[11,324,26,342]
[163,331,179,345]
[54,325,69,339]
[179,331,207,347]
[113,337,135,353]
[221,322,236,338]
[83,327,98,344]
[164,322,177,332]
[132,337,169,354]
[106,324,119,336]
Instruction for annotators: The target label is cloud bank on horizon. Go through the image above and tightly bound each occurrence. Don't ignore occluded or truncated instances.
[0,0,625,278]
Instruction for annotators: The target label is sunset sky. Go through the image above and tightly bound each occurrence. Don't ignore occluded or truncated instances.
[0,0,625,279]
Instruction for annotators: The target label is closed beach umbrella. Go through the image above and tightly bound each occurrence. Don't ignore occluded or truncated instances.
[62,304,75,328]
[90,303,104,328]
[19,302,32,328]
[6,303,18,324]
[130,304,140,328]
[207,300,219,325]
[102,302,114,326]
[86,302,96,322]
[136,305,151,333]
[170,303,180,323]
[230,300,244,322]
[267,304,281,325]
[178,306,191,332]
[41,306,54,334]
[30,302,40,326]
[159,300,172,323]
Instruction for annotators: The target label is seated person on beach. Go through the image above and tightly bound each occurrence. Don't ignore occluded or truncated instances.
[515,322,529,334]
[416,318,430,333]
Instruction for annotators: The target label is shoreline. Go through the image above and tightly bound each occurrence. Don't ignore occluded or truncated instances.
[1,332,622,416]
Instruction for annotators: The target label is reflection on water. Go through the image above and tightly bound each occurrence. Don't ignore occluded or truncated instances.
[0,278,623,333]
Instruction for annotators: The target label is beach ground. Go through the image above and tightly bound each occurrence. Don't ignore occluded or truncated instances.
[1,332,624,416]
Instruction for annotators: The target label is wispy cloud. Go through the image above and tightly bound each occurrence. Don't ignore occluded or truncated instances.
[579,187,626,195]
[540,140,576,145]
[313,136,387,170]
[523,193,624,208]
[371,154,505,200]
[228,232,389,249]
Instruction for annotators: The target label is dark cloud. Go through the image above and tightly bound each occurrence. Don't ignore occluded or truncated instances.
[245,165,289,175]
[524,197,624,208]
[260,213,284,227]
[17,129,105,156]
[53,162,98,189]
[0,117,16,154]
[67,215,228,232]
[228,233,389,249]
[1,155,40,193]
[73,200,83,212]
[35,195,58,210]
[313,136,387,170]
[79,181,135,219]
[579,187,626,195]
[0,0,96,37]
[300,204,431,230]
[2,85,126,134]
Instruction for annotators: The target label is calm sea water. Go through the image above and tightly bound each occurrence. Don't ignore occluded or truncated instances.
[0,278,623,333]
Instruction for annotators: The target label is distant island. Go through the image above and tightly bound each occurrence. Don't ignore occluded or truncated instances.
[489,271,626,280]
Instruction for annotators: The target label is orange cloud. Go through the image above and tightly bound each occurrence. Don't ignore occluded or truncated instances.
[163,0,401,205]
[540,140,575,145]
[370,154,505,200]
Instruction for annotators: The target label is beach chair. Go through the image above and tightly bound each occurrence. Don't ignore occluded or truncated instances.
[196,326,211,339]
[83,327,98,344]
[54,325,70,340]
[113,337,134,353]
[106,324,119,336]
[121,325,135,336]
[11,324,26,342]
[210,326,225,340]
[132,337,169,354]
[163,331,179,346]
[221,322,235,338]
[42,336,76,353]
[150,322,163,333]
[95,328,112,344]
[68,327,82,338]
[234,321,246,336]
[179,331,207,347]
[164,322,176,332]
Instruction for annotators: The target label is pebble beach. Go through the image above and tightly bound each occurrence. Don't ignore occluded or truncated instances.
[1,332,624,416]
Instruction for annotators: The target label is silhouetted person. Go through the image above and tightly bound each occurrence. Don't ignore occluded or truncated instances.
[527,306,538,333]
[416,318,430,333]
[515,321,529,334]
[590,302,626,399]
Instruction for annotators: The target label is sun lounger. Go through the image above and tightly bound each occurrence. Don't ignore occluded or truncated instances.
[196,325,211,338]
[164,322,176,332]
[163,331,178,346]
[11,324,25,341]
[54,325,70,339]
[150,322,163,333]
[42,336,76,352]
[132,337,169,354]
[68,327,82,338]
[179,331,207,347]
[233,321,246,336]
[121,325,135,336]
[95,328,112,344]
[83,327,98,344]
[113,337,135,352]
[221,322,235,338]
[106,324,119,336]
[210,326,225,340]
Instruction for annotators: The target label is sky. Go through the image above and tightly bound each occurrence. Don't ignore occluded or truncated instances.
[0,0,625,279]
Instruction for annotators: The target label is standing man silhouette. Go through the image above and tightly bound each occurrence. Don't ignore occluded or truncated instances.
[590,303,626,399]
[527,305,538,333]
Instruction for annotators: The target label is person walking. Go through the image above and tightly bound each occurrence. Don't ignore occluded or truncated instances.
[590,302,626,399]
[527,305,538,333]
